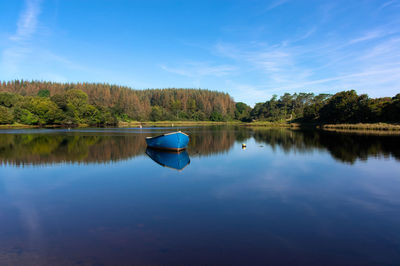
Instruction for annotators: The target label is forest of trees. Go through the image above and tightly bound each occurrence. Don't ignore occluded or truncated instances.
[0,80,235,125]
[246,90,400,123]
[0,80,399,125]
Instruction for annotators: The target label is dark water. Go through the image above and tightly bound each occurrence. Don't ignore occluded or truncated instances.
[0,127,400,265]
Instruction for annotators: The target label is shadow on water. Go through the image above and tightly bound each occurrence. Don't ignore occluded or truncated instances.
[0,126,399,166]
[146,148,190,171]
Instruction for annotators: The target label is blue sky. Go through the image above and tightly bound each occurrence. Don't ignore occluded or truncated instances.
[0,0,399,105]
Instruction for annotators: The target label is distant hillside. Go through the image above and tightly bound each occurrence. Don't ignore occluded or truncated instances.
[1,80,399,126]
[0,80,235,125]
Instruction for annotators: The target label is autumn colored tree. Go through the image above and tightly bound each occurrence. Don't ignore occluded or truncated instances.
[0,80,399,125]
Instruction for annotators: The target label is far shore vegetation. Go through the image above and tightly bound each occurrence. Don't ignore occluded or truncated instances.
[0,80,399,131]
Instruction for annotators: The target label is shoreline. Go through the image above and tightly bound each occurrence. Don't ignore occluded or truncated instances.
[118,121,242,127]
[1,121,400,131]
[319,123,400,131]
[244,122,400,131]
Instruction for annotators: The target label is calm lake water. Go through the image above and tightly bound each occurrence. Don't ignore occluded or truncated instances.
[0,126,400,265]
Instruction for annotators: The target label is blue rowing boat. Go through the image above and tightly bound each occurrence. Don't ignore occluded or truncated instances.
[146,148,190,170]
[145,131,189,151]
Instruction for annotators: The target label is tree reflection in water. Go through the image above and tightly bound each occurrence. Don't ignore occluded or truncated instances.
[252,128,400,164]
[0,127,399,166]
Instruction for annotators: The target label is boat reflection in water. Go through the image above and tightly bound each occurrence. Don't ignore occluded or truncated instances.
[145,148,190,171]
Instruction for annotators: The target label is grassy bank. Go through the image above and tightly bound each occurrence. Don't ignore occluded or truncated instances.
[0,123,38,128]
[0,123,90,129]
[0,121,239,129]
[241,121,400,131]
[320,123,400,131]
[118,121,242,127]
[242,121,292,127]
[322,128,400,135]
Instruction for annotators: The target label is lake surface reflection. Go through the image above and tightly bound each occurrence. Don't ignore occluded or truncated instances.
[0,127,399,265]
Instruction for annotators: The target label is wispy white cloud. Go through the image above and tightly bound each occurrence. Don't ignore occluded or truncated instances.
[10,0,41,42]
[213,18,400,104]
[160,62,237,78]
[0,0,98,82]
[294,27,317,43]
[348,30,386,44]
[358,37,400,59]
[280,67,400,89]
[266,0,289,11]
[348,27,398,45]
[379,0,398,10]
[215,41,313,86]
[1,0,41,75]
[224,80,273,106]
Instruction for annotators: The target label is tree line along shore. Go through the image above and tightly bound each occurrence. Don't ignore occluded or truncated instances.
[0,80,399,130]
